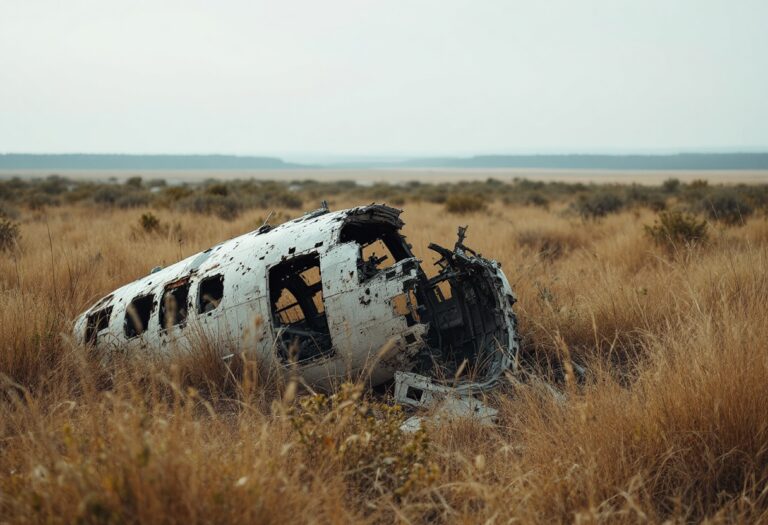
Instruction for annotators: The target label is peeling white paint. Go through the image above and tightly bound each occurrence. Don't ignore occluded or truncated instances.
[74,204,520,401]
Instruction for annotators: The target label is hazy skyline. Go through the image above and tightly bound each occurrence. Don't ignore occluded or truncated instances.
[1,0,767,157]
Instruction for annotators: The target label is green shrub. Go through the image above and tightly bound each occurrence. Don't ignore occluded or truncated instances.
[92,186,123,205]
[445,194,485,214]
[205,183,229,196]
[702,192,753,226]
[525,193,550,209]
[645,210,708,251]
[25,193,58,210]
[62,183,98,204]
[156,186,194,207]
[740,185,768,211]
[131,212,183,241]
[39,175,69,195]
[275,191,303,210]
[574,192,624,220]
[116,192,151,208]
[139,213,161,234]
[646,196,667,212]
[0,218,20,252]
[146,178,167,188]
[418,187,448,204]
[662,178,681,193]
[623,185,666,211]
[125,176,143,188]
[290,384,438,498]
[177,194,242,221]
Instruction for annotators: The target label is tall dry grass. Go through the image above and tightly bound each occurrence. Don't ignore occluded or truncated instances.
[1,200,767,523]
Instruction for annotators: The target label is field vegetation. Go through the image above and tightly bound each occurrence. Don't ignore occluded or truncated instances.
[1,175,768,523]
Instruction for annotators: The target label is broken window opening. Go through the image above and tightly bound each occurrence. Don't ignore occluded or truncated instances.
[392,289,421,326]
[274,287,306,325]
[405,386,424,402]
[124,294,155,338]
[433,280,453,302]
[198,274,224,314]
[339,222,411,282]
[159,277,190,330]
[410,239,510,383]
[85,306,113,345]
[269,253,333,363]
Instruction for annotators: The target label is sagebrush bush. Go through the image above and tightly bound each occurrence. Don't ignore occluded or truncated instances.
[25,193,58,209]
[129,212,183,242]
[206,182,229,196]
[116,191,152,208]
[702,191,753,225]
[0,217,20,251]
[274,191,303,209]
[157,185,194,205]
[573,192,624,219]
[290,384,439,499]
[125,176,143,188]
[525,192,549,208]
[92,185,123,205]
[140,212,162,233]
[444,194,485,213]
[624,185,667,211]
[177,193,243,220]
[645,210,708,250]
[146,178,167,188]
[662,177,681,193]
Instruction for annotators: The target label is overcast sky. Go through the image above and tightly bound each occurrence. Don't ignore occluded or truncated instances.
[1,0,766,157]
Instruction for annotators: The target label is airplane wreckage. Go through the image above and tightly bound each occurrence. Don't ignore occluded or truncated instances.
[74,203,520,424]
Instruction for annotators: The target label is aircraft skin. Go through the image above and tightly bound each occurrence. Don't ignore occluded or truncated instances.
[73,204,519,398]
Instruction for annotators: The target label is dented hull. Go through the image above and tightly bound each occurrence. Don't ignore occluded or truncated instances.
[74,204,519,398]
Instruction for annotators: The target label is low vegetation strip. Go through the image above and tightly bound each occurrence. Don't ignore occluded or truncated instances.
[1,175,766,223]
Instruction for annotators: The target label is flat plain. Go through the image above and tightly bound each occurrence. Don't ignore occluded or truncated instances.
[1,174,767,523]
[3,167,768,185]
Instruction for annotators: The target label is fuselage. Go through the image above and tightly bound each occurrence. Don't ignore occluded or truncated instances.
[74,204,519,391]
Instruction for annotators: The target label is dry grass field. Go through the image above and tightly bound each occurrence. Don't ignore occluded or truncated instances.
[2,178,768,523]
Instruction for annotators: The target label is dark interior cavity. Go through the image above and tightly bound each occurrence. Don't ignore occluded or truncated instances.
[341,209,509,383]
[198,274,224,313]
[269,253,333,363]
[86,306,113,344]
[124,294,155,338]
[340,222,411,281]
[160,277,190,329]
[412,241,509,381]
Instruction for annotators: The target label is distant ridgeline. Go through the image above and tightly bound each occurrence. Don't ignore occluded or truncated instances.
[1,153,768,170]
[382,153,768,170]
[0,154,304,170]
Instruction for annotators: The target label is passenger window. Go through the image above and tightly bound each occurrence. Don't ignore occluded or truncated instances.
[85,306,113,344]
[160,277,190,329]
[269,253,333,362]
[360,239,396,274]
[124,294,155,338]
[339,222,410,281]
[198,274,224,313]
